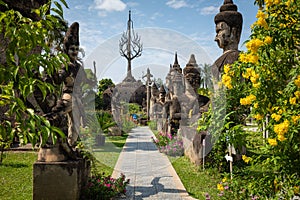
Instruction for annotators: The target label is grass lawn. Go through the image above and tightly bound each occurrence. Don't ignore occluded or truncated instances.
[0,134,128,200]
[0,151,37,200]
[170,156,221,200]
[92,134,128,175]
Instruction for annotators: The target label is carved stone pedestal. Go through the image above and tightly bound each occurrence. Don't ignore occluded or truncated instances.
[33,159,90,200]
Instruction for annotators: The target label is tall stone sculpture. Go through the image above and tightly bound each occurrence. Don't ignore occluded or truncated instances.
[149,83,159,120]
[119,10,142,82]
[33,22,93,200]
[212,0,243,81]
[39,22,95,160]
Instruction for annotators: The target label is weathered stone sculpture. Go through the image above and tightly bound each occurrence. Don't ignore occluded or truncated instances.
[38,22,95,161]
[155,85,166,131]
[149,83,159,120]
[183,54,210,110]
[212,0,243,81]
[33,22,92,200]
[169,73,183,135]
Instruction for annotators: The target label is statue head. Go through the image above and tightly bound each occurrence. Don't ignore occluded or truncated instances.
[63,22,80,62]
[183,54,201,92]
[158,85,166,103]
[214,0,243,51]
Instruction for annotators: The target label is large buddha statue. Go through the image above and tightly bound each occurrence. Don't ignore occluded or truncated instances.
[212,0,243,81]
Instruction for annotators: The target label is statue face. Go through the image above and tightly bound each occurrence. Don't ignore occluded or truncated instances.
[215,22,231,49]
[186,73,200,91]
[68,45,79,61]
[159,93,165,103]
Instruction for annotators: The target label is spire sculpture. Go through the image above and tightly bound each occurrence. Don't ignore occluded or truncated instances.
[119,10,143,82]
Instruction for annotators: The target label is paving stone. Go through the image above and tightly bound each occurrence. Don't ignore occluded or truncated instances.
[112,127,196,200]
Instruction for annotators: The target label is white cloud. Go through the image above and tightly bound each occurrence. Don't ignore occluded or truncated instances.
[166,0,189,9]
[93,0,126,12]
[200,6,219,15]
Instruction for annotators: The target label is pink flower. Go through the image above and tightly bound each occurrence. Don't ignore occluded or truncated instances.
[105,183,111,188]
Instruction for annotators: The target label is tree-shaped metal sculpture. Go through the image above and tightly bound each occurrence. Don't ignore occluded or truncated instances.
[119,10,143,82]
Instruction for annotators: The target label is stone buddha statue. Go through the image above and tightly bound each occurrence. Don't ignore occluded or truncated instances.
[183,54,210,110]
[149,83,159,120]
[212,0,243,81]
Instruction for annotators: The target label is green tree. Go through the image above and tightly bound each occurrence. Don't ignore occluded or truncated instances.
[210,0,300,198]
[95,78,115,110]
[0,0,68,163]
[97,78,115,96]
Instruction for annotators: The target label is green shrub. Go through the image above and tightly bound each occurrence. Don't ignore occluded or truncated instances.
[81,173,129,200]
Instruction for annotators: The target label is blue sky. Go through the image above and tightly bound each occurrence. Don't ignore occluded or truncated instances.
[63,0,258,83]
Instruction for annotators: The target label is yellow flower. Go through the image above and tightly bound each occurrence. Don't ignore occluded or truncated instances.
[264,36,272,44]
[290,97,297,105]
[222,177,227,183]
[274,120,289,136]
[295,75,300,88]
[256,10,266,19]
[295,91,300,99]
[239,52,248,63]
[250,72,259,84]
[246,39,264,53]
[249,54,259,64]
[292,115,300,124]
[272,106,279,111]
[240,94,256,105]
[243,68,254,79]
[256,18,268,29]
[224,64,230,74]
[242,155,252,163]
[254,113,263,120]
[217,183,224,191]
[271,113,281,122]
[253,82,261,88]
[268,138,277,146]
[277,134,287,142]
[222,74,233,89]
[254,103,259,109]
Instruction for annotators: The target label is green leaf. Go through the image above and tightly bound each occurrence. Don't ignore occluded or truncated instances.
[58,0,69,9]
[50,8,63,18]
[15,98,26,111]
[51,126,65,138]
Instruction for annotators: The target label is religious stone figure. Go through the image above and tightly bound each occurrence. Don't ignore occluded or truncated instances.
[169,73,183,135]
[149,83,159,120]
[183,54,210,111]
[211,0,243,81]
[51,22,95,150]
[155,85,166,131]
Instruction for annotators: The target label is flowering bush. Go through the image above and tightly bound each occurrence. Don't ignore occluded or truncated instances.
[81,173,130,200]
[160,136,184,157]
[152,131,172,148]
[152,132,184,157]
[201,0,300,198]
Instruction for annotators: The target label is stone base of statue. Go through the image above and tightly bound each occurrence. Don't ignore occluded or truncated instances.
[33,147,90,200]
[180,126,207,165]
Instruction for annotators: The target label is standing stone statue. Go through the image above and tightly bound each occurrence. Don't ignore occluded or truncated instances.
[211,0,243,81]
[149,83,159,120]
[50,22,95,155]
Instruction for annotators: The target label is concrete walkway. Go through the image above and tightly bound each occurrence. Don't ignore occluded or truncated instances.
[112,126,196,200]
